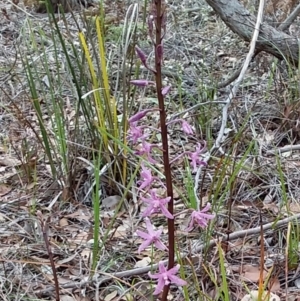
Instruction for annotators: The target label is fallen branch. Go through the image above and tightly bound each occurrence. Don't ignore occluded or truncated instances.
[193,0,265,208]
[32,212,300,295]
[205,0,300,66]
[265,144,300,156]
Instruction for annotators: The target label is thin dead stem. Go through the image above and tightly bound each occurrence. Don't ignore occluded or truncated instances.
[37,211,60,301]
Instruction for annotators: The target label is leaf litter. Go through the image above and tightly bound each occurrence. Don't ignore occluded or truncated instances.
[0,0,300,300]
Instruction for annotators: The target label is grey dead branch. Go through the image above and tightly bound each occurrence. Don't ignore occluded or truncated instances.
[1,0,300,300]
[206,0,300,66]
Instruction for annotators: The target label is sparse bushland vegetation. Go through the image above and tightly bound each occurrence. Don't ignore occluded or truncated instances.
[0,0,300,300]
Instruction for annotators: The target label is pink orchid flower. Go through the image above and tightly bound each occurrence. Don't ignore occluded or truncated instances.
[186,203,215,232]
[148,262,187,295]
[181,120,194,135]
[127,123,148,144]
[136,218,168,253]
[137,163,166,191]
[135,140,158,163]
[137,163,155,191]
[188,142,206,172]
[141,189,173,219]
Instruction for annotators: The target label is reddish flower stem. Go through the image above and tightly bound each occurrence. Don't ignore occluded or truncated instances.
[153,1,175,300]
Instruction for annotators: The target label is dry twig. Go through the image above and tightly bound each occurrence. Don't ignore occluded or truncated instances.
[193,0,265,208]
[33,212,300,294]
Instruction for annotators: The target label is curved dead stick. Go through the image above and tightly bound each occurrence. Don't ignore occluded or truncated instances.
[33,212,300,294]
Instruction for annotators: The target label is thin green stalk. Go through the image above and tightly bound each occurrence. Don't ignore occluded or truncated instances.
[218,243,230,301]
[24,59,56,177]
[45,0,98,146]
[184,158,197,209]
[91,148,102,273]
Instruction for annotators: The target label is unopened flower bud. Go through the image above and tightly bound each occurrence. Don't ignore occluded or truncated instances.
[135,46,148,68]
[130,79,156,87]
[161,85,171,96]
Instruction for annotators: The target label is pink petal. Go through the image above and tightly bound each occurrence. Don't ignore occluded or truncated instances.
[138,239,152,253]
[167,264,180,275]
[197,212,215,220]
[138,164,154,190]
[138,180,152,190]
[145,218,155,235]
[154,240,168,251]
[201,203,212,212]
[182,120,194,135]
[158,261,168,273]
[153,278,165,295]
[185,214,195,231]
[136,230,151,240]
[141,205,154,217]
[160,204,174,219]
[154,229,163,237]
[168,275,187,286]
[148,271,160,279]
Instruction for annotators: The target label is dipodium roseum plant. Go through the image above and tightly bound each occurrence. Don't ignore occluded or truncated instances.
[128,0,214,299]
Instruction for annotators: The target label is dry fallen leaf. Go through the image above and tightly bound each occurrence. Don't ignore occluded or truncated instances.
[240,290,280,301]
[0,183,12,196]
[0,155,21,167]
[101,195,122,211]
[134,256,151,268]
[113,224,129,238]
[60,295,76,301]
[59,217,69,227]
[75,296,91,301]
[57,253,78,265]
[64,208,92,221]
[80,248,92,265]
[0,213,6,222]
[294,277,300,288]
[268,276,281,292]
[241,265,267,282]
[104,290,118,301]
